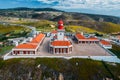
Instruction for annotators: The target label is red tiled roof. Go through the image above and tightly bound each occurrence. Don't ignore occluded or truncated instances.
[76,34,98,41]
[51,41,71,46]
[100,40,111,45]
[30,34,45,43]
[15,33,45,49]
[15,43,37,49]
[76,34,86,39]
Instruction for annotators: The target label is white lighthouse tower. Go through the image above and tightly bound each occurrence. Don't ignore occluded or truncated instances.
[57,20,65,40]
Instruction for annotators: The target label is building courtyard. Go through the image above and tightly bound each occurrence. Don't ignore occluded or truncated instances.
[35,37,111,56]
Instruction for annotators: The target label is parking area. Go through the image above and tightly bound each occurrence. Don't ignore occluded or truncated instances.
[36,37,111,56]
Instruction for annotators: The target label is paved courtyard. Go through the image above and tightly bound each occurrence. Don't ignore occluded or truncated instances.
[36,37,111,56]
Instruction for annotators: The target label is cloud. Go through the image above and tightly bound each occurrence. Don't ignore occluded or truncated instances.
[7,0,120,10]
[36,0,120,16]
[0,0,119,16]
[37,0,58,4]
[37,0,120,10]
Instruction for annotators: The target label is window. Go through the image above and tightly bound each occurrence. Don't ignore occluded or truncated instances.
[14,51,18,54]
[26,51,28,54]
[30,51,34,54]
[56,48,59,53]
[64,48,66,53]
[20,51,23,54]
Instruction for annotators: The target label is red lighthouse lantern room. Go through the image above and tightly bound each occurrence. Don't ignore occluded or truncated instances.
[58,20,64,29]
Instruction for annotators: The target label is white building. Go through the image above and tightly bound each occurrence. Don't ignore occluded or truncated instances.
[100,40,112,49]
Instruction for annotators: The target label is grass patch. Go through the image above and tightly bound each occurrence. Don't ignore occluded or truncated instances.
[0,24,31,41]
[102,22,120,33]
[16,20,56,32]
[0,46,14,56]
[109,44,120,58]
[67,21,120,33]
[65,25,103,34]
[0,24,28,34]
[0,58,120,80]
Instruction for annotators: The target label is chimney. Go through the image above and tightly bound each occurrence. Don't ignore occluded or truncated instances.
[81,32,84,35]
[58,73,64,80]
[33,35,36,38]
[29,37,33,41]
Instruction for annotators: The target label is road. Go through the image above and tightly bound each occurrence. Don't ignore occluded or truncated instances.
[111,41,120,47]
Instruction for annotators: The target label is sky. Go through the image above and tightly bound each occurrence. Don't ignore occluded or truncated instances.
[0,0,120,17]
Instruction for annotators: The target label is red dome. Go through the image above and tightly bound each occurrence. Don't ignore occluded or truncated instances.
[58,20,63,24]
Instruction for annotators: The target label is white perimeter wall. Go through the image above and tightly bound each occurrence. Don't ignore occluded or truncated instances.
[3,53,120,63]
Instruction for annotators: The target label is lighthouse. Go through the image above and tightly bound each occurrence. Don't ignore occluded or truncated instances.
[49,20,72,54]
[58,19,64,29]
[57,20,65,40]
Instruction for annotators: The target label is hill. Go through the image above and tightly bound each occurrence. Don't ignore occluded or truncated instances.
[16,20,120,34]
[0,7,120,24]
[0,58,120,80]
[0,7,120,34]
[0,7,63,12]
[65,21,120,33]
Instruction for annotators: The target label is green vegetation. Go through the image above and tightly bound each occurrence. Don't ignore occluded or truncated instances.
[65,25,103,34]
[17,20,56,32]
[0,58,120,80]
[0,45,14,56]
[66,20,120,34]
[14,20,120,34]
[0,24,31,41]
[100,22,120,33]
[0,24,28,34]
[109,44,120,58]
